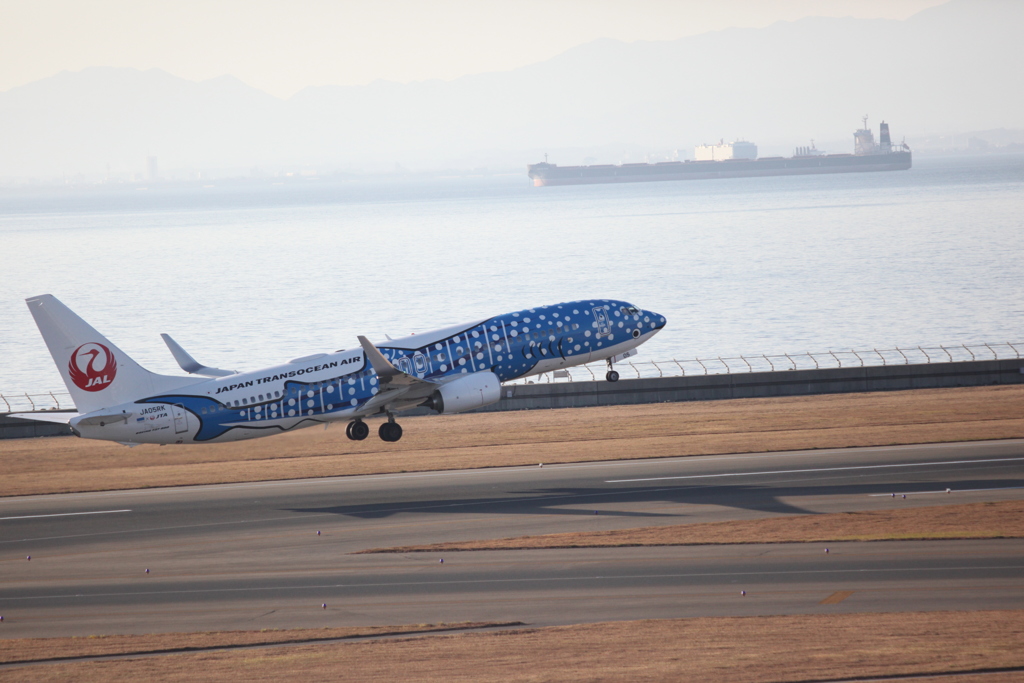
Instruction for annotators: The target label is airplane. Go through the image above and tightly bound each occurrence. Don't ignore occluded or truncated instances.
[13,295,666,445]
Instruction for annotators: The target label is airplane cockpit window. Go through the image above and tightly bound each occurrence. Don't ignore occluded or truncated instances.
[623,306,640,315]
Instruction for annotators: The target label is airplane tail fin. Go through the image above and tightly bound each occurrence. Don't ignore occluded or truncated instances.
[25,295,203,413]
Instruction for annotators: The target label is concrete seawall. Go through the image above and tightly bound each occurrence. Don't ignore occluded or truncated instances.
[0,412,75,440]
[478,357,1024,412]
[3,358,1022,440]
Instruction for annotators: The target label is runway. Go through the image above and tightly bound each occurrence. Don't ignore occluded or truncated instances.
[1,439,1023,638]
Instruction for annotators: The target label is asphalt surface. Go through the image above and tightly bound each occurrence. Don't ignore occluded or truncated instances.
[1,439,1023,637]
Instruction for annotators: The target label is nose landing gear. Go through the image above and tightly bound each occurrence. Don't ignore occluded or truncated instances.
[605,357,620,383]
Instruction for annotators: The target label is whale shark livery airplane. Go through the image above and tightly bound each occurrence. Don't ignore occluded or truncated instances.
[14,295,665,445]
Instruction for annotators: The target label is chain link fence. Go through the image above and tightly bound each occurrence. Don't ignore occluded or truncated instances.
[506,341,1023,385]
[3,342,1020,411]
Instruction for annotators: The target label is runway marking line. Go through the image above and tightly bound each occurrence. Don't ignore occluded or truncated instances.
[0,509,131,521]
[606,457,1024,483]
[820,590,855,604]
[868,486,1024,497]
[4,438,1021,505]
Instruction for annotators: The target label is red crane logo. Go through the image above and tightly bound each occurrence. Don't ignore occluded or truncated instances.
[68,343,118,392]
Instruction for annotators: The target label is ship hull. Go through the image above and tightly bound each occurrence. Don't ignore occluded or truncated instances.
[528,151,911,187]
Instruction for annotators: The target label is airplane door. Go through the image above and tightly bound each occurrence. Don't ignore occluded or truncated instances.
[397,357,413,374]
[592,306,611,337]
[171,404,189,434]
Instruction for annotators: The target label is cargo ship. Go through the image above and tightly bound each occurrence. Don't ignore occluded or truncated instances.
[527,119,911,187]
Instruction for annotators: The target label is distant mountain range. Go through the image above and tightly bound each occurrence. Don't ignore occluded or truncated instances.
[1,0,1021,180]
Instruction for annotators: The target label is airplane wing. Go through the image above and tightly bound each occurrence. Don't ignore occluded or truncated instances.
[161,334,237,377]
[8,412,81,424]
[357,336,436,388]
[355,336,439,414]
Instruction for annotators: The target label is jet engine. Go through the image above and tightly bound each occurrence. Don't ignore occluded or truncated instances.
[422,371,501,414]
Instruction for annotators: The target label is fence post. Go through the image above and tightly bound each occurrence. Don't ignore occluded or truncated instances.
[784,353,797,370]
[764,355,776,371]
[1008,342,1021,359]
[962,344,975,361]
[0,394,9,412]
[874,348,887,365]
[896,347,909,364]
[718,357,732,373]
[807,352,819,370]
[25,393,36,410]
[982,342,997,360]
[672,359,685,376]
[651,361,664,378]
[740,355,753,372]
[919,346,932,363]
[939,345,953,362]
[828,350,842,368]
[696,358,708,375]
[850,349,864,367]
[628,361,640,378]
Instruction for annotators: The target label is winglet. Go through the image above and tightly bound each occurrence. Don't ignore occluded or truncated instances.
[356,336,401,381]
[161,334,237,377]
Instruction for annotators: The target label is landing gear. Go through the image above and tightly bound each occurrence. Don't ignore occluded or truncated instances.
[605,358,619,383]
[378,415,403,442]
[345,419,369,441]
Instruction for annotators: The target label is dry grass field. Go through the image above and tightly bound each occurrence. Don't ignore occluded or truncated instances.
[2,611,1021,682]
[360,499,1024,553]
[2,385,1023,496]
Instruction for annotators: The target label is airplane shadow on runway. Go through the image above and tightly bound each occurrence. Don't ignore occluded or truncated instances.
[285,476,1024,521]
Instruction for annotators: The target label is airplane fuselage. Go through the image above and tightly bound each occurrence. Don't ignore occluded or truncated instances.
[65,299,665,445]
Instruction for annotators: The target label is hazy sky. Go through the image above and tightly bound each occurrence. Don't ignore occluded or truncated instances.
[2,0,946,98]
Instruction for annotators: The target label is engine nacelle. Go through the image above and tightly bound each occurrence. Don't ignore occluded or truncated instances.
[424,371,501,414]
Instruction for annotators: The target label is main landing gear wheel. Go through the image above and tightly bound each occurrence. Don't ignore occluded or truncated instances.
[346,420,369,441]
[606,370,620,382]
[379,421,403,442]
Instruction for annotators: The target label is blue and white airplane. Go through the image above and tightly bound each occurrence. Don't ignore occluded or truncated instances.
[14,295,665,445]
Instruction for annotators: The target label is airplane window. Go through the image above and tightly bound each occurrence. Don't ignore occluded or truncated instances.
[572,323,579,330]
[251,397,256,403]
[201,407,207,414]
[258,394,264,401]
[436,353,446,361]
[234,400,240,407]
[275,391,280,398]
[242,398,248,405]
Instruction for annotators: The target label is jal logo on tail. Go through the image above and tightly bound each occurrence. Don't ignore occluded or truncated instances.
[68,343,118,392]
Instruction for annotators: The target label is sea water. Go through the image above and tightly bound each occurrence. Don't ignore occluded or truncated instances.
[1,154,1022,394]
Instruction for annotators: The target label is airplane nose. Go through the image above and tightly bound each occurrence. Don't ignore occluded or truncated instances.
[642,309,667,333]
